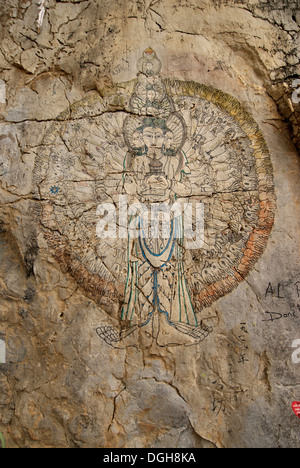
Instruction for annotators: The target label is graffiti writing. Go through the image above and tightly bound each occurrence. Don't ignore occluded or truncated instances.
[237,322,249,365]
[265,282,285,299]
[262,311,296,322]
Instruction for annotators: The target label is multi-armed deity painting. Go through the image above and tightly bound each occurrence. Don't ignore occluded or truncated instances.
[34,49,276,348]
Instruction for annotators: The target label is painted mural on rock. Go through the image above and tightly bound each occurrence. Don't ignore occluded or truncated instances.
[34,49,276,348]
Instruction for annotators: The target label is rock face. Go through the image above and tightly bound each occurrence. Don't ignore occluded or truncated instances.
[0,0,299,449]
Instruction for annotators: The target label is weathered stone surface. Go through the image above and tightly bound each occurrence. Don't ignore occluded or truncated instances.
[0,0,299,449]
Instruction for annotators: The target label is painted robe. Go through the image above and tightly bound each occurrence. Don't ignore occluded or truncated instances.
[121,150,198,329]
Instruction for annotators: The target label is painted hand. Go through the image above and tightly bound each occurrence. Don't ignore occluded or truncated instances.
[147,175,169,189]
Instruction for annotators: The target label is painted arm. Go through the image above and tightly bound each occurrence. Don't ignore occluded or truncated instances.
[170,152,192,198]
[171,173,192,197]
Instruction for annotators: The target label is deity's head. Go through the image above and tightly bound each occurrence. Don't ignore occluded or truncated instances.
[146,87,156,103]
[124,106,186,158]
[164,131,175,150]
[142,127,165,149]
[132,131,143,148]
[137,48,162,76]
[135,117,174,152]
